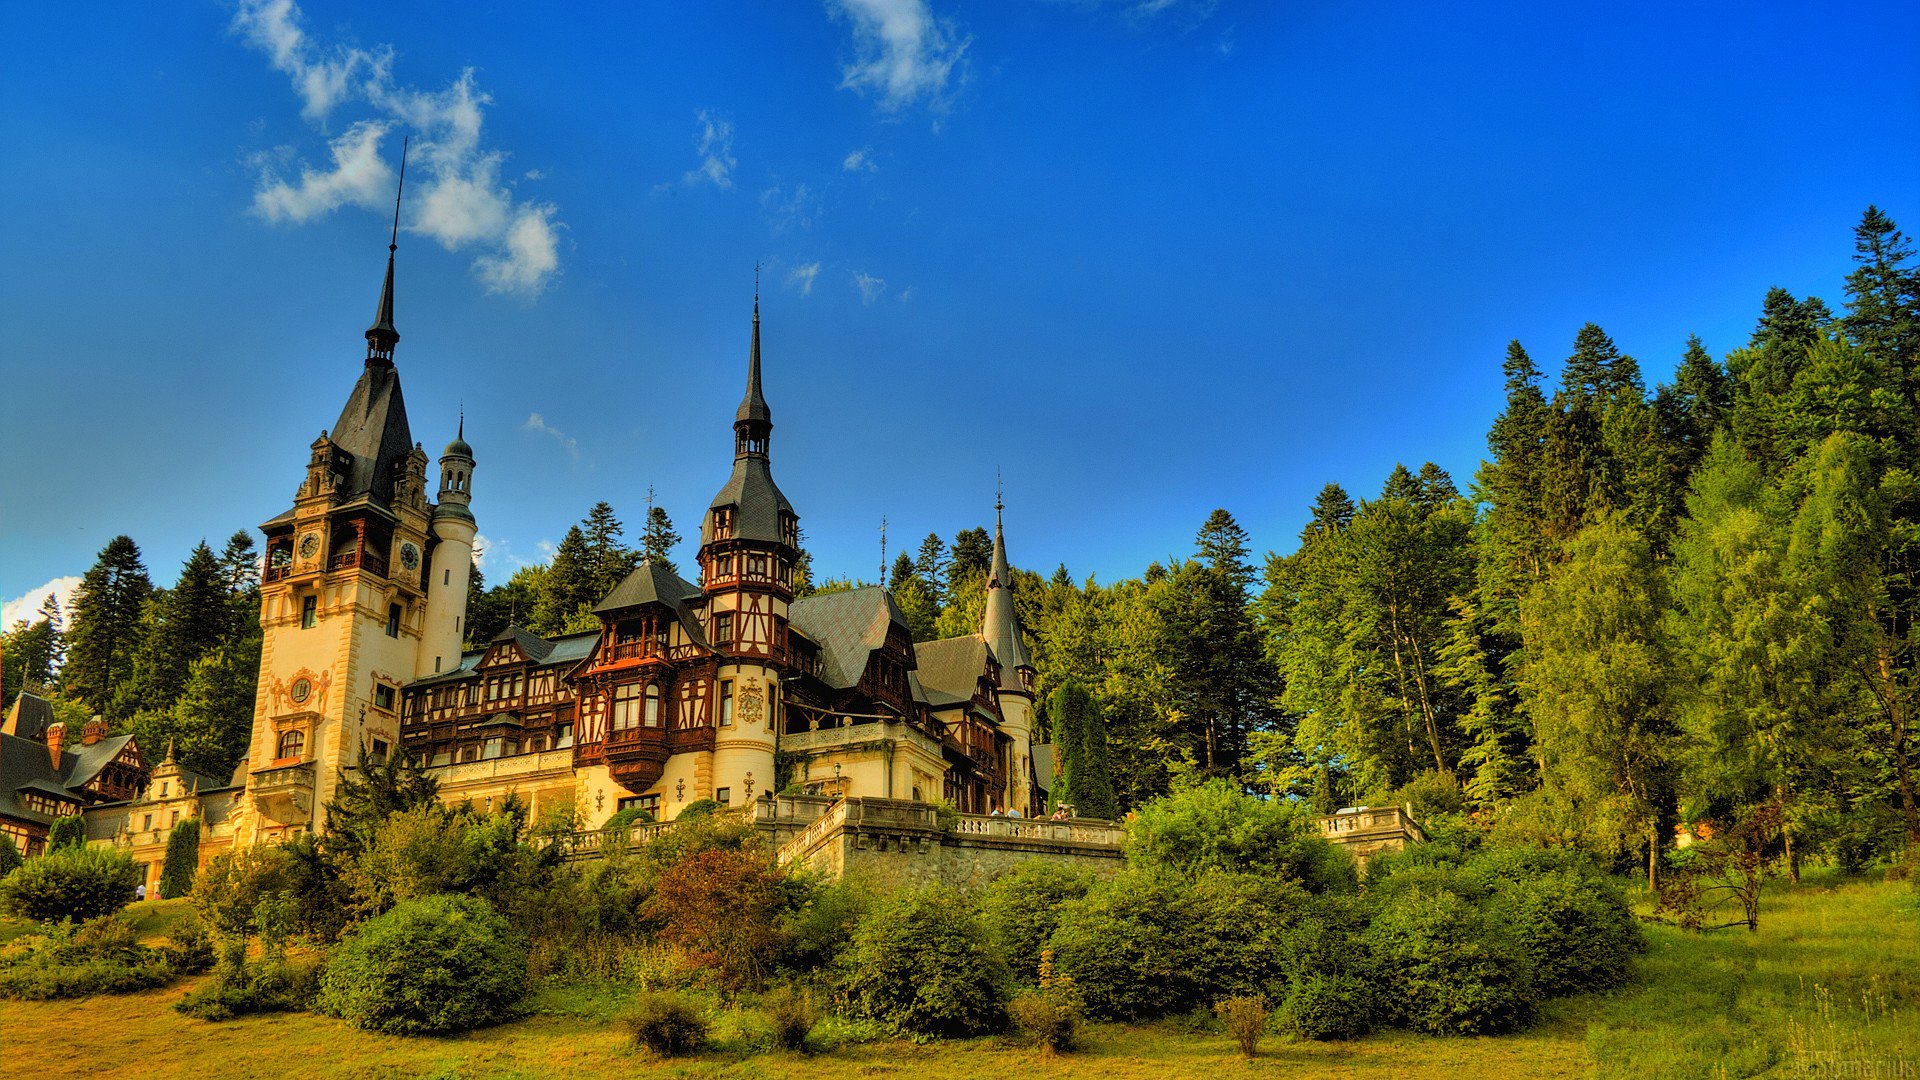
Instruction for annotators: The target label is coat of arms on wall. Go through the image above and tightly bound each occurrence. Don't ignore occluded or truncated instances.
[738,681,764,726]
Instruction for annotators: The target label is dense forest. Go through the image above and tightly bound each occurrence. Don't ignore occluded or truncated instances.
[8,205,1916,880]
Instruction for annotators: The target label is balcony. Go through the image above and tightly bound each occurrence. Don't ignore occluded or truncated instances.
[248,760,316,824]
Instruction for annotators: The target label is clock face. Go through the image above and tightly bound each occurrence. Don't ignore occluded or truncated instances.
[289,678,312,704]
[298,533,320,560]
[399,542,421,571]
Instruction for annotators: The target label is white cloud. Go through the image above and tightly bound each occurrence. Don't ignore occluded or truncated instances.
[232,0,564,295]
[786,262,822,296]
[826,0,970,114]
[759,184,819,234]
[898,286,915,302]
[3,576,81,630]
[683,110,736,189]
[250,120,395,223]
[842,147,877,173]
[851,271,887,305]
[524,168,545,180]
[522,412,580,459]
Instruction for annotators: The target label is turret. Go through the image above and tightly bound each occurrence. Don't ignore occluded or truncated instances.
[982,490,1038,813]
[422,415,477,676]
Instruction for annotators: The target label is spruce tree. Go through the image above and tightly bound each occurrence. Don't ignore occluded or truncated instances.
[62,535,152,714]
[915,533,950,606]
[640,504,682,574]
[949,527,992,584]
[1303,483,1356,537]
[888,552,917,593]
[122,542,230,714]
[581,501,640,599]
[538,525,594,634]
[1843,206,1920,418]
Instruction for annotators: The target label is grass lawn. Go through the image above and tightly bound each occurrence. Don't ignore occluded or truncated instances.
[1,872,1912,1080]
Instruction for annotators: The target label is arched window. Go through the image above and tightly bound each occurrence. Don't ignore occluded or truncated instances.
[276,730,305,760]
[612,683,640,731]
[644,684,662,727]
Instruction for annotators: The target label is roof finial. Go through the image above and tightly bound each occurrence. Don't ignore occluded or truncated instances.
[365,135,409,365]
[457,403,464,441]
[879,515,888,586]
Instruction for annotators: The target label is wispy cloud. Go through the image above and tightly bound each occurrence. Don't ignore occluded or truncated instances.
[786,262,822,296]
[826,0,970,115]
[231,0,563,296]
[522,412,580,459]
[842,147,877,173]
[898,285,915,302]
[683,110,737,189]
[2,576,80,630]
[851,271,887,305]
[759,184,819,234]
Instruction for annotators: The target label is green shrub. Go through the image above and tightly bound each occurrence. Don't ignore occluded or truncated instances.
[1489,869,1641,997]
[317,894,527,1034]
[158,818,201,899]
[842,885,1007,1037]
[1215,995,1268,1058]
[0,832,22,877]
[677,798,723,821]
[777,876,870,975]
[0,844,139,923]
[977,862,1094,986]
[163,912,215,974]
[47,815,86,851]
[1466,844,1601,886]
[1123,780,1352,892]
[1007,949,1084,1053]
[1364,888,1535,1035]
[194,835,351,943]
[1049,868,1301,1020]
[622,990,709,1057]
[1277,973,1375,1040]
[762,986,819,1052]
[175,955,322,1021]
[342,803,545,919]
[0,915,176,1000]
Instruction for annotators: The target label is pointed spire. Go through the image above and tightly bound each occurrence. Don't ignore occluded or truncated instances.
[365,135,409,366]
[734,268,772,457]
[982,482,1032,688]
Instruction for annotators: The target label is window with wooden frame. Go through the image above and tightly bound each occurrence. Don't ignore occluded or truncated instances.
[714,612,734,646]
[612,683,641,731]
[276,729,304,759]
[644,684,662,727]
[719,680,734,726]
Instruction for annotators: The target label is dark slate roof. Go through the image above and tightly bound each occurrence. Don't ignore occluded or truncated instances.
[64,735,136,790]
[593,560,710,649]
[545,630,603,666]
[408,649,484,688]
[703,457,794,547]
[490,624,556,664]
[788,587,909,690]
[912,635,991,709]
[0,732,73,824]
[1,693,55,740]
[594,559,701,614]
[329,361,413,504]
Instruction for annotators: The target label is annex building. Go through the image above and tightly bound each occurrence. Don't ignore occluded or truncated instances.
[169,232,1044,849]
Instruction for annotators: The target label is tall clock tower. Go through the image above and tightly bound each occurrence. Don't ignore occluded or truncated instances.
[237,211,471,844]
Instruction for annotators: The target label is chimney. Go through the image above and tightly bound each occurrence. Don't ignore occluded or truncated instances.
[82,715,108,746]
[46,722,66,768]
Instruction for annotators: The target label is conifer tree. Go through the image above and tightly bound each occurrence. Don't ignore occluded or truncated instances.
[537,525,594,634]
[949,527,992,585]
[1842,206,1919,408]
[158,817,201,899]
[122,542,230,714]
[640,504,682,574]
[888,552,917,594]
[62,536,152,714]
[915,533,950,606]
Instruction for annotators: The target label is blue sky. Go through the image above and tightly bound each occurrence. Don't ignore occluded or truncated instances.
[2,0,1917,622]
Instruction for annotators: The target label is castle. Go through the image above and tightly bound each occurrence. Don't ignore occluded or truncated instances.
[214,232,1043,852]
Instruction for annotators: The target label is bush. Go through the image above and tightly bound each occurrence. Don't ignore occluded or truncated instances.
[1050,868,1302,1020]
[602,806,653,831]
[175,955,322,1021]
[762,986,819,1052]
[158,818,201,899]
[343,803,545,919]
[1277,973,1375,1040]
[318,894,527,1034]
[1364,888,1535,1035]
[776,876,870,975]
[646,847,793,991]
[1124,780,1351,893]
[1216,996,1268,1058]
[47,815,86,851]
[1007,950,1084,1054]
[1489,869,1641,997]
[163,912,215,974]
[0,915,176,1000]
[623,990,709,1057]
[977,862,1094,986]
[677,798,724,821]
[0,832,21,877]
[194,835,350,943]
[0,844,139,923]
[842,885,1007,1037]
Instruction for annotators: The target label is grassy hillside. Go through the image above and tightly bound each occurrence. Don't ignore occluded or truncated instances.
[1,871,1912,1080]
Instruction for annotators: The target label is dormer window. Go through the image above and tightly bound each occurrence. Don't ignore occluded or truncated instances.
[713,508,734,539]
